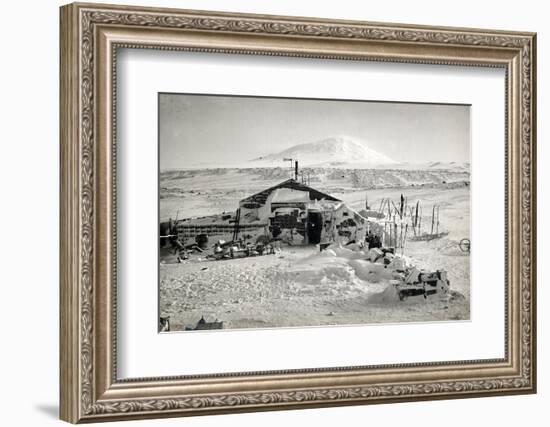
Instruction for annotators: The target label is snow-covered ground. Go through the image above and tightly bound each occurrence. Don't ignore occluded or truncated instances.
[159,165,470,331]
[160,242,468,331]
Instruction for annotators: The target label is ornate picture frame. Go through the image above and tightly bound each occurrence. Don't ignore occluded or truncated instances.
[60,2,536,423]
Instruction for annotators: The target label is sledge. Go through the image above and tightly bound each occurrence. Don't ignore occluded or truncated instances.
[394,269,450,301]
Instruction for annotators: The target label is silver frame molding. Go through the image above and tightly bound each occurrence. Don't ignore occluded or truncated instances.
[60,2,536,423]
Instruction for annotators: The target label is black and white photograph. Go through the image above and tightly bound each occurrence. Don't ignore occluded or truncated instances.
[158,93,471,332]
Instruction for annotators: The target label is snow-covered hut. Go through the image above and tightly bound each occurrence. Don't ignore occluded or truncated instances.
[238,179,368,245]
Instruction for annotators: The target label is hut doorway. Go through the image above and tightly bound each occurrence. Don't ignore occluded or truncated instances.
[307,211,323,244]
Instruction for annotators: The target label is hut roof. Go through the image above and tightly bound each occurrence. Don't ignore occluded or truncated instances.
[240,179,341,206]
[271,188,312,203]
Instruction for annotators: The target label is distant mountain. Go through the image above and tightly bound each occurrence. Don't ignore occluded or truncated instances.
[252,135,397,167]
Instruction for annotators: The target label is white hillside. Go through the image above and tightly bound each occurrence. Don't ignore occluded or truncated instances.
[253,135,397,167]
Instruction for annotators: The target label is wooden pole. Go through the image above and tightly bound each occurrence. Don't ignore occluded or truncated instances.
[436,205,440,235]
[402,224,408,255]
[391,200,400,219]
[431,205,435,235]
[283,158,293,179]
[411,208,417,237]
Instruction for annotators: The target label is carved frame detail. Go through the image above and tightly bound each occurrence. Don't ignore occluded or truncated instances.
[60,3,536,423]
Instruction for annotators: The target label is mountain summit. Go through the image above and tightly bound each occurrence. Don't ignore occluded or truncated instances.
[253,136,397,167]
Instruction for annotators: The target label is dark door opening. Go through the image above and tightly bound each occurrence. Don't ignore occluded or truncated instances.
[307,211,323,244]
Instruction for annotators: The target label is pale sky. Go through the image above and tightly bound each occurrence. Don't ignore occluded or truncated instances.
[159,93,470,169]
